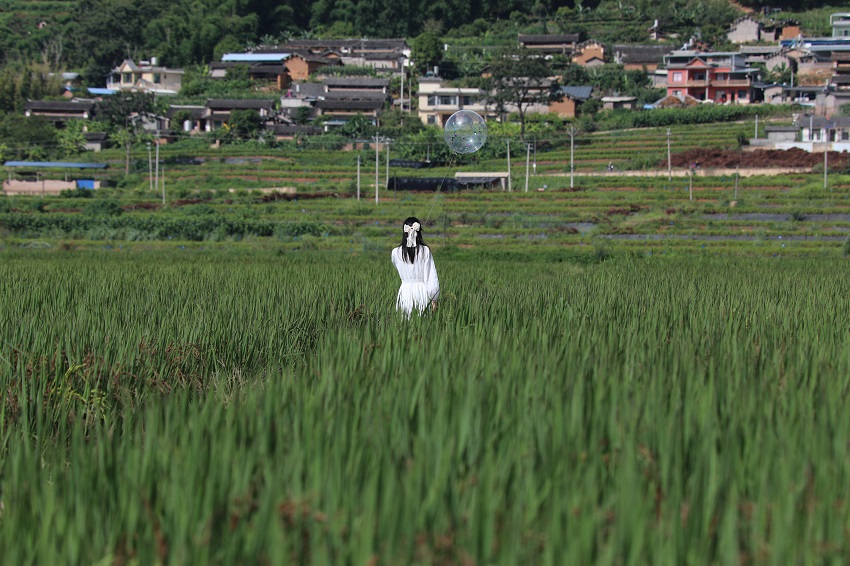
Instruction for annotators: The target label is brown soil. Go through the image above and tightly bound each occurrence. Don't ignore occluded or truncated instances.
[668,148,850,169]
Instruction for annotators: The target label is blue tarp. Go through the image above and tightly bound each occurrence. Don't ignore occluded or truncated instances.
[76,180,96,189]
[3,161,108,169]
[87,88,118,95]
[222,53,289,62]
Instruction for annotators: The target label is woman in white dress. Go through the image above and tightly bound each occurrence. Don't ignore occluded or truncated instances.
[391,217,440,316]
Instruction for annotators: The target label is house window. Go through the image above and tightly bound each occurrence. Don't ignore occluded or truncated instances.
[439,95,456,105]
[672,90,681,96]
[672,72,683,83]
[153,73,161,84]
[427,115,436,124]
[427,95,439,106]
[842,130,849,141]
[122,72,132,83]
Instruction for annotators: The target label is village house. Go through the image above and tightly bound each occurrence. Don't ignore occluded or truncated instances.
[518,34,579,55]
[832,51,850,90]
[727,16,763,44]
[572,40,605,67]
[106,59,184,95]
[285,52,340,80]
[323,77,389,96]
[210,61,290,89]
[202,99,277,132]
[285,38,408,71]
[25,100,96,124]
[765,20,801,42]
[417,77,490,126]
[664,51,759,104]
[548,86,592,118]
[613,44,671,71]
[166,105,206,133]
[832,13,850,37]
[601,96,637,110]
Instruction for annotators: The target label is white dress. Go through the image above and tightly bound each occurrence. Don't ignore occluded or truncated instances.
[391,245,440,316]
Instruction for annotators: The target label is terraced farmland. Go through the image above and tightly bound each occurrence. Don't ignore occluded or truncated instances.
[5,118,850,257]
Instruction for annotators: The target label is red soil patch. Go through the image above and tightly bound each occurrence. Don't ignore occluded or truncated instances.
[668,148,850,168]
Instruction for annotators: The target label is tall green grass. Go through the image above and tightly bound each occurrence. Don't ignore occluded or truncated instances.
[2,250,850,563]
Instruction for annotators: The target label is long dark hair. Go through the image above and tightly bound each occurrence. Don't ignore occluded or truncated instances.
[399,216,426,263]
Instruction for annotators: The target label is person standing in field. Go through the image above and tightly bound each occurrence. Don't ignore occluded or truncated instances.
[391,217,440,316]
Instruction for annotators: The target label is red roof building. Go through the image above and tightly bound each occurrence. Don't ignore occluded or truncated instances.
[664,51,759,104]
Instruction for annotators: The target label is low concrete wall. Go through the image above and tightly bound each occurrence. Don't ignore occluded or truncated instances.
[2,179,102,195]
[3,179,76,195]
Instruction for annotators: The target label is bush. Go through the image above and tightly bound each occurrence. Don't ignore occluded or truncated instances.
[84,199,123,216]
[59,188,94,199]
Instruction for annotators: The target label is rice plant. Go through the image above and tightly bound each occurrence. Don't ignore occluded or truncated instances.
[1,250,849,564]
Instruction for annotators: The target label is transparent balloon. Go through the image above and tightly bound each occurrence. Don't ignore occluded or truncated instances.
[443,110,487,154]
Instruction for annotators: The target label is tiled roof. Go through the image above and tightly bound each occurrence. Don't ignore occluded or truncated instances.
[25,100,95,112]
[206,99,276,110]
[316,99,384,111]
[613,44,671,64]
[559,86,593,100]
[324,78,389,87]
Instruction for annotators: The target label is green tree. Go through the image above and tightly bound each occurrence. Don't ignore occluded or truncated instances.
[0,70,16,114]
[411,32,444,73]
[15,70,32,114]
[486,48,561,142]
[213,35,244,62]
[228,109,262,138]
[110,127,134,175]
[340,113,374,138]
[56,121,87,156]
[98,92,156,129]
[0,114,57,159]
[294,106,313,125]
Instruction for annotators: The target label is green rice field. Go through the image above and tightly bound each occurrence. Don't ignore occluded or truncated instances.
[2,249,850,563]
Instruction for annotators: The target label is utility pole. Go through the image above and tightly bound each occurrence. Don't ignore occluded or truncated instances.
[567,126,579,189]
[524,143,531,192]
[734,164,739,200]
[506,140,512,192]
[824,126,829,190]
[161,163,165,204]
[357,154,361,201]
[666,128,672,181]
[532,139,537,175]
[689,168,693,201]
[154,130,160,202]
[385,140,390,190]
[374,136,380,204]
[147,142,153,192]
[810,114,814,144]
[400,59,405,112]
[755,113,759,139]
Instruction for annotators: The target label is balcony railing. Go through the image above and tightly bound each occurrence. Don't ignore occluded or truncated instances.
[677,78,751,88]
[710,79,751,87]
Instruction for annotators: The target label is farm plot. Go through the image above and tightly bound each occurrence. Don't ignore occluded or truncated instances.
[2,252,850,563]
